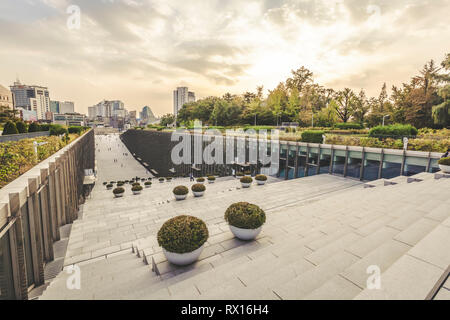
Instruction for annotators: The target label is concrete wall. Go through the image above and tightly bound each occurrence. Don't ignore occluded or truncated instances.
[0,129,95,300]
[0,131,50,143]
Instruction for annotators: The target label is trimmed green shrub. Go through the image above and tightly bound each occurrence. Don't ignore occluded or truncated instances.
[28,122,40,132]
[438,157,450,165]
[113,187,125,194]
[117,182,124,187]
[369,124,418,137]
[159,177,165,182]
[301,130,324,143]
[236,172,244,177]
[207,176,216,181]
[106,184,113,189]
[132,185,143,192]
[166,177,172,181]
[191,183,206,192]
[49,124,68,136]
[173,185,189,195]
[132,182,140,187]
[15,121,27,133]
[157,215,209,254]
[68,126,83,134]
[224,202,266,229]
[39,124,50,131]
[145,181,152,186]
[240,176,253,183]
[196,177,205,182]
[244,170,251,175]
[255,174,267,181]
[2,121,18,135]
[334,122,363,130]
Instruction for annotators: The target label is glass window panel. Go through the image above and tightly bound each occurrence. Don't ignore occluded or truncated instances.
[319,149,331,174]
[333,150,346,175]
[429,158,440,173]
[403,156,428,176]
[347,151,362,179]
[288,146,296,167]
[280,145,287,158]
[297,156,306,178]
[299,146,307,156]
[382,154,402,179]
[0,232,15,300]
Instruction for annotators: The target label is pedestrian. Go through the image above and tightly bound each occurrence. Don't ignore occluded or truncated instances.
[441,147,450,159]
[189,172,194,182]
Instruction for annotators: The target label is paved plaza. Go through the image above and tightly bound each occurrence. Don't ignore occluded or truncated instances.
[39,134,450,300]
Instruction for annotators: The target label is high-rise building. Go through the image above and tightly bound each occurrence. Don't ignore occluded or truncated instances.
[59,101,75,114]
[173,87,195,117]
[10,80,50,120]
[88,100,125,120]
[139,106,157,125]
[0,84,13,109]
[50,100,60,113]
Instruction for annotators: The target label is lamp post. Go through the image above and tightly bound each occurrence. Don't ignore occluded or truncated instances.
[382,114,390,126]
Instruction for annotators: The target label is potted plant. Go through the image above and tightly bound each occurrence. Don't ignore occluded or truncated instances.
[132,182,140,187]
[255,174,267,185]
[102,182,107,186]
[224,202,266,240]
[191,183,206,197]
[159,177,165,183]
[132,185,143,195]
[240,176,253,188]
[196,177,205,184]
[106,183,113,190]
[117,181,124,187]
[207,176,216,184]
[166,177,172,182]
[236,172,244,179]
[113,187,125,198]
[144,181,152,188]
[438,157,450,173]
[173,185,189,200]
[157,215,208,266]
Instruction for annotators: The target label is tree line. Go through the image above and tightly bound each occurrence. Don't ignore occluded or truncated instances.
[174,53,450,129]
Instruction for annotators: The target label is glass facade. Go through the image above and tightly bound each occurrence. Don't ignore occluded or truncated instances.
[0,232,14,300]
[297,146,307,178]
[307,147,319,176]
[382,154,402,179]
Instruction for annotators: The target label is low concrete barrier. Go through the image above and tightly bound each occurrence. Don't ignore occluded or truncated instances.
[0,131,50,143]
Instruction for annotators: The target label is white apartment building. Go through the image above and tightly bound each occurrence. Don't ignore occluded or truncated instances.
[0,84,13,109]
[173,87,195,117]
[59,101,75,114]
[88,100,125,120]
[10,80,50,120]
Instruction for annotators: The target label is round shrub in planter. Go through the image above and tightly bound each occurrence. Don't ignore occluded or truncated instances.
[113,187,125,198]
[207,176,216,183]
[117,182,124,187]
[191,183,206,197]
[144,181,152,188]
[102,182,107,185]
[132,182,141,187]
[255,174,267,185]
[224,202,266,240]
[438,157,450,173]
[157,215,208,266]
[132,185,143,195]
[236,172,244,178]
[240,176,253,188]
[159,177,165,183]
[173,185,189,200]
[166,177,172,182]
[196,177,205,183]
[106,183,113,190]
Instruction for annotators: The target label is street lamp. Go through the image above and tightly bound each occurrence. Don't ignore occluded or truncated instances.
[382,114,390,126]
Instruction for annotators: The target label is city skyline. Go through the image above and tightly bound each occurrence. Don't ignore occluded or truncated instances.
[1,0,449,116]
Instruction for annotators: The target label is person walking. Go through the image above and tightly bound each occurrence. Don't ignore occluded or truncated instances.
[189,172,194,182]
[441,147,450,159]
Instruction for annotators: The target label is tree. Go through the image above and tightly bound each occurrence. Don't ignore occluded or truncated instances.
[2,121,19,135]
[160,113,175,127]
[432,85,450,127]
[286,66,313,93]
[352,90,370,124]
[15,121,28,133]
[334,88,356,123]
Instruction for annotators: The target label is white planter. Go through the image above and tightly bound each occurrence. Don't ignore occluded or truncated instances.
[256,180,266,185]
[229,225,262,241]
[163,245,204,266]
[159,180,164,183]
[241,182,251,188]
[208,180,215,184]
[174,194,187,201]
[193,191,204,197]
[107,186,112,190]
[196,181,205,184]
[439,164,450,173]
[145,185,151,188]
[132,191,141,195]
[114,193,124,198]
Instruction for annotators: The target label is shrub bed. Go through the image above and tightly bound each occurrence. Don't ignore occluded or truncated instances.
[224,202,266,229]
[301,130,324,143]
[334,122,364,130]
[369,124,418,138]
[157,215,209,254]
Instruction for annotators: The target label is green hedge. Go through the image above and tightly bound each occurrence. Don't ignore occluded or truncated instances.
[369,124,418,137]
[334,122,363,130]
[301,130,324,143]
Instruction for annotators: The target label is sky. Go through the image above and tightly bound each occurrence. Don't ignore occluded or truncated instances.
[0,0,449,117]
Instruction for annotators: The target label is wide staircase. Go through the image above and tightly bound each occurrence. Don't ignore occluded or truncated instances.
[39,172,450,300]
